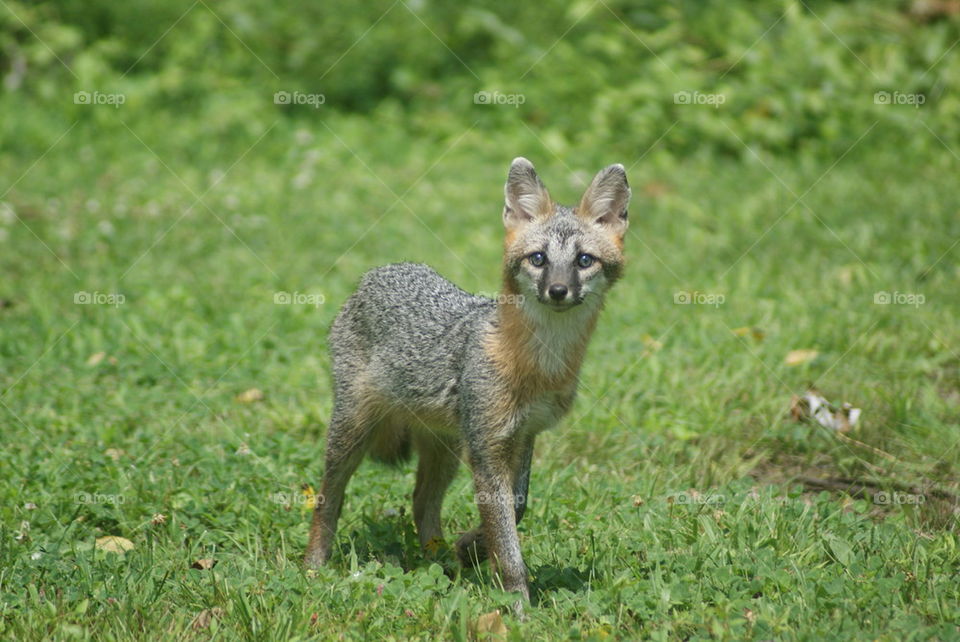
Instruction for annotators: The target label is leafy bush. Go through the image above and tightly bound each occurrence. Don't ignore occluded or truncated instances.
[2,0,959,155]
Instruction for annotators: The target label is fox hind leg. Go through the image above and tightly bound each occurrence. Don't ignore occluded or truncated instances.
[413,432,460,552]
[304,397,375,568]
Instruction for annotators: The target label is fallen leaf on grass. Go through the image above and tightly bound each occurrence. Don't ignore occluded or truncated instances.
[423,537,448,557]
[911,0,960,21]
[95,536,134,554]
[104,448,124,461]
[732,326,765,342]
[301,484,319,511]
[471,610,507,640]
[235,388,264,403]
[190,607,224,630]
[191,558,217,570]
[642,334,663,352]
[790,389,861,431]
[784,349,818,366]
[86,352,118,366]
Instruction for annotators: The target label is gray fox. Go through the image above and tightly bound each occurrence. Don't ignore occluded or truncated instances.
[304,158,630,604]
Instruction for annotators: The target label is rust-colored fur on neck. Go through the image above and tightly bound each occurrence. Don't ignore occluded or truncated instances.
[485,276,599,401]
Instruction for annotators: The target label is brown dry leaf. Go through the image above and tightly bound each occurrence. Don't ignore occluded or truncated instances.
[784,349,818,366]
[732,326,765,342]
[191,558,217,570]
[641,334,663,352]
[235,388,265,403]
[104,448,124,461]
[789,395,805,422]
[86,352,117,366]
[744,607,756,624]
[910,0,960,21]
[836,265,856,287]
[190,607,224,630]
[423,537,446,557]
[95,536,135,554]
[471,610,507,640]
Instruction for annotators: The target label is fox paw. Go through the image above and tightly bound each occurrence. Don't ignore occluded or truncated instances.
[455,528,488,567]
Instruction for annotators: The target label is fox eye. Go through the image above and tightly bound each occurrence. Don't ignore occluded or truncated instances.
[528,252,547,267]
[576,253,595,268]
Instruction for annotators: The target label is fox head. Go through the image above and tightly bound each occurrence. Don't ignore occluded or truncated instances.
[501,157,630,312]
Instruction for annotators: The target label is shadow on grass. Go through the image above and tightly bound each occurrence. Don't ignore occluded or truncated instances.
[530,565,594,597]
[326,516,598,603]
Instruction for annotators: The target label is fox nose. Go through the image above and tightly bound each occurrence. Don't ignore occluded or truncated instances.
[547,284,568,301]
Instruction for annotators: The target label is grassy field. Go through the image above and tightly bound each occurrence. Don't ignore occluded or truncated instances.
[3,1,960,639]
[1,109,958,639]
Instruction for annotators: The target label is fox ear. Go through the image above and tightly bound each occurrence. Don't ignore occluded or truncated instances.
[578,164,630,237]
[503,157,552,228]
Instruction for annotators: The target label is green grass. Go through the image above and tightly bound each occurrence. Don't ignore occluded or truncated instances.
[2,100,960,639]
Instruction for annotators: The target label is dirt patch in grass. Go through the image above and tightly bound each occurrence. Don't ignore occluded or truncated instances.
[749,450,960,531]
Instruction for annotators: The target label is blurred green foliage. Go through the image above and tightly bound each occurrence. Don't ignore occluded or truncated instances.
[2,3,960,638]
[2,0,959,157]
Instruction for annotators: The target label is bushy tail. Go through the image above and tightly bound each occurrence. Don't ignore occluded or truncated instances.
[368,425,412,465]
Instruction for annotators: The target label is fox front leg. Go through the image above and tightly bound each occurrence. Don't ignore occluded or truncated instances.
[456,435,535,567]
[469,450,531,609]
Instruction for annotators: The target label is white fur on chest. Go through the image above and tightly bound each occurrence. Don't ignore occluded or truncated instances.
[519,297,599,378]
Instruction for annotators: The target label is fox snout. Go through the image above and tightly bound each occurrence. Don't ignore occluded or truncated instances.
[547,283,568,301]
[539,266,579,309]
[542,284,576,309]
